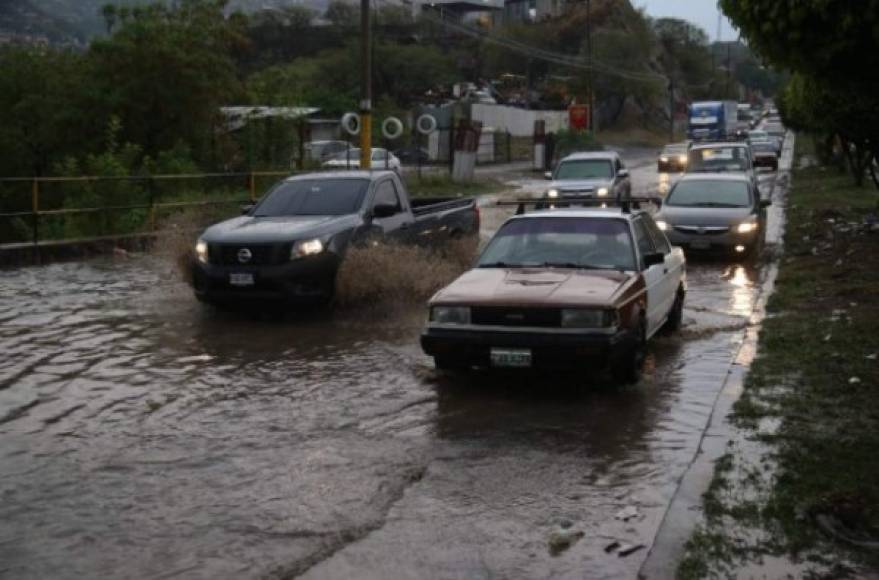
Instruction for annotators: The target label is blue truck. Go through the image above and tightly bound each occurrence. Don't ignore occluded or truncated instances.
[687,100,738,141]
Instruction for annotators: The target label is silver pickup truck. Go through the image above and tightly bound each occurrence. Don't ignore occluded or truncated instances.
[191,171,479,307]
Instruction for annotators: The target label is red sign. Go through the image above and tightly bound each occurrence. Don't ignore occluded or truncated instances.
[569,105,590,131]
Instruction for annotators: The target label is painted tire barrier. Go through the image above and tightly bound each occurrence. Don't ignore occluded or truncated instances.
[341,112,361,136]
[382,117,404,140]
[416,114,438,135]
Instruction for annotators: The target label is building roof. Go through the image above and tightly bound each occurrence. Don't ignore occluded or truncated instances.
[220,106,320,132]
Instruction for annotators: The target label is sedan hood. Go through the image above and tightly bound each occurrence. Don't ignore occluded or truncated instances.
[658,206,753,227]
[431,267,636,308]
[201,214,358,244]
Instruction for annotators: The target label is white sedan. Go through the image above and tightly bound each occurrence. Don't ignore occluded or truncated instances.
[322,148,401,172]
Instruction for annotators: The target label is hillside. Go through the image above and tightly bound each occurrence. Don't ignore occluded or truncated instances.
[0,0,85,45]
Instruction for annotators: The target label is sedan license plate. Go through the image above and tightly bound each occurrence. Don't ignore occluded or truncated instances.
[229,272,254,287]
[490,348,532,368]
[690,240,711,250]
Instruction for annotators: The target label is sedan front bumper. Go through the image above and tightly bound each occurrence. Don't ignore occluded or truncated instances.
[665,228,759,253]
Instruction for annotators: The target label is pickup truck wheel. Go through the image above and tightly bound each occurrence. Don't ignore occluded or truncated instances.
[663,288,685,333]
[611,320,646,384]
[434,356,469,373]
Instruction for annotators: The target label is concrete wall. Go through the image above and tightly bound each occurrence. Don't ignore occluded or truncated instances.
[471,104,570,137]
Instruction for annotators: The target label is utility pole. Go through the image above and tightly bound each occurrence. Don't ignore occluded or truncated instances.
[359,0,372,169]
[586,0,594,133]
[668,77,674,142]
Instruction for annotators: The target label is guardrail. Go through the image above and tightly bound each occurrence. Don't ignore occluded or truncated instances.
[0,171,293,261]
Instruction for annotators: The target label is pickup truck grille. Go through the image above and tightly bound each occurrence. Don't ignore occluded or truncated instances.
[209,244,289,266]
[673,225,729,235]
[471,307,561,328]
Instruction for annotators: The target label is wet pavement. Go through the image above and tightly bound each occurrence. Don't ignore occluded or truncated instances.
[0,144,788,579]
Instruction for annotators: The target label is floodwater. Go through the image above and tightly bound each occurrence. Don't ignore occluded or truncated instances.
[0,151,787,579]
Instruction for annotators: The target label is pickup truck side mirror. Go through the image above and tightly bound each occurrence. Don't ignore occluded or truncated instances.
[643,252,665,268]
[241,204,254,215]
[544,171,553,180]
[372,202,398,218]
[617,169,630,179]
[760,199,772,208]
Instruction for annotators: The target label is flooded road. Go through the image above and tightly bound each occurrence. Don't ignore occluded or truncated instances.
[0,146,789,579]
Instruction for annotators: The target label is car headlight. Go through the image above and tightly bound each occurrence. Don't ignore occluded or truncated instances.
[660,156,669,163]
[656,220,668,231]
[561,309,617,328]
[195,239,208,264]
[737,221,758,234]
[292,238,324,259]
[547,189,559,199]
[596,187,609,197]
[430,306,471,325]
[678,155,688,164]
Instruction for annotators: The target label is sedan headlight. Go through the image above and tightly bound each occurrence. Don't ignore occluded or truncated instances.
[547,188,559,199]
[195,239,208,264]
[737,221,758,234]
[656,220,668,231]
[292,238,324,259]
[430,306,471,325]
[561,309,617,328]
[596,187,609,197]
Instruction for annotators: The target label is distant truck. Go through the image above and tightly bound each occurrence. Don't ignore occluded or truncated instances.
[191,171,480,307]
[687,101,738,141]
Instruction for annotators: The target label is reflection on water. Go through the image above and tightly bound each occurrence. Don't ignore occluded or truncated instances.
[724,265,756,318]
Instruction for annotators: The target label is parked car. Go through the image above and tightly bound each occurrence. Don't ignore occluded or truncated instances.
[304,140,350,162]
[686,141,759,194]
[322,148,402,172]
[655,173,770,256]
[658,142,690,173]
[750,141,780,171]
[420,200,686,383]
[543,151,632,203]
[192,171,479,307]
[394,145,431,165]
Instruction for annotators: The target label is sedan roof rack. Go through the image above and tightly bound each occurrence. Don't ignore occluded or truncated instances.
[497,196,661,216]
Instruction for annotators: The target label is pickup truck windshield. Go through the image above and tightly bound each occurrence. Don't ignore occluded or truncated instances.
[478,217,636,271]
[667,180,751,208]
[555,160,613,180]
[253,179,370,217]
[688,148,749,173]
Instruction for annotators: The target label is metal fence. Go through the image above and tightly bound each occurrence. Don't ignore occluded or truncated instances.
[0,171,292,256]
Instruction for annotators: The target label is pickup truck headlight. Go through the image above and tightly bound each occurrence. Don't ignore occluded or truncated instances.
[737,221,758,234]
[561,309,617,328]
[597,187,609,197]
[430,306,470,325]
[678,155,688,164]
[547,189,559,199]
[195,239,208,264]
[292,238,324,259]
[656,220,668,231]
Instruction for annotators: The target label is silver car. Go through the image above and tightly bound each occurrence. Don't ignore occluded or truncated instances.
[544,151,632,202]
[655,173,770,256]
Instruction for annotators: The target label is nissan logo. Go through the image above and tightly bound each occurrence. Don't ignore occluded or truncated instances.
[237,248,252,263]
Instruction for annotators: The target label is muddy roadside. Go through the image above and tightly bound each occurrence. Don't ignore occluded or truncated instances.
[672,139,879,579]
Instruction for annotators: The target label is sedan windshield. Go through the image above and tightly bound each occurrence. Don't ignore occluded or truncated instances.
[478,217,636,271]
[687,147,749,173]
[555,159,614,180]
[253,179,370,217]
[666,180,751,208]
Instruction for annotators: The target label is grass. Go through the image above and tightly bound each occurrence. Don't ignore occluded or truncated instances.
[677,143,879,578]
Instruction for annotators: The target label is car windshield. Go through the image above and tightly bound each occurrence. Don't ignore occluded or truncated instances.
[478,217,636,271]
[751,142,775,152]
[666,180,751,208]
[663,145,687,155]
[688,147,749,173]
[253,179,370,217]
[554,159,614,180]
[748,131,768,140]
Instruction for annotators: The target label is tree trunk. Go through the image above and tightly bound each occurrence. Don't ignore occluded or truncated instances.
[841,137,865,187]
[869,152,879,190]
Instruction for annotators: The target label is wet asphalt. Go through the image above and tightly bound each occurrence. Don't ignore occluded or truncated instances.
[0,141,790,579]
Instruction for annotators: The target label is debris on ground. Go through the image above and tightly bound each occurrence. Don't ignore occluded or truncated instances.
[617,543,645,557]
[614,505,639,522]
[548,529,585,556]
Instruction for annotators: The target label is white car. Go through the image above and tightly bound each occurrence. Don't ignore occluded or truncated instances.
[322,148,401,172]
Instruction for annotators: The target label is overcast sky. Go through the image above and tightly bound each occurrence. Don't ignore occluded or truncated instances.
[634,0,734,41]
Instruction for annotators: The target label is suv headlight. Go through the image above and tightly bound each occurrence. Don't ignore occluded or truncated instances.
[561,309,617,328]
[597,187,609,197]
[292,238,324,259]
[195,239,208,264]
[737,221,758,234]
[547,188,559,198]
[430,306,471,325]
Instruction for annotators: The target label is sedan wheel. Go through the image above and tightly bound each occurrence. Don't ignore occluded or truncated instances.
[611,320,646,384]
